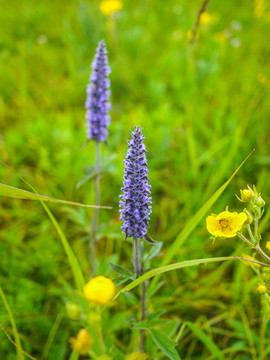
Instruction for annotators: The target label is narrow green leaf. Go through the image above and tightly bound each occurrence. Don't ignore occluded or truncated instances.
[149,329,181,360]
[150,150,254,289]
[0,162,85,291]
[0,287,24,360]
[0,183,111,209]
[184,322,224,360]
[115,257,236,298]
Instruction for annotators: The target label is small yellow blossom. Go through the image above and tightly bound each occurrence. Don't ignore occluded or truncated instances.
[206,208,247,238]
[84,276,115,305]
[99,0,123,16]
[126,353,148,360]
[266,241,270,251]
[200,12,219,25]
[257,282,267,294]
[70,329,93,355]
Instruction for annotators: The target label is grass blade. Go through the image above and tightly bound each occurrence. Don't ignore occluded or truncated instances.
[184,322,224,360]
[149,150,254,289]
[115,256,236,298]
[0,183,111,209]
[0,287,25,360]
[0,163,85,291]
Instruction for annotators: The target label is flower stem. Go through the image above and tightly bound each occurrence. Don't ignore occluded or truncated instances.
[255,243,270,262]
[254,217,259,243]
[91,141,101,277]
[246,224,256,244]
[133,238,140,278]
[139,279,147,352]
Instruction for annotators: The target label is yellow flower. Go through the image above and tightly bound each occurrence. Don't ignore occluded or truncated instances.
[257,282,267,294]
[99,0,123,16]
[84,276,115,305]
[266,241,270,251]
[200,12,219,25]
[126,353,148,360]
[206,208,247,238]
[70,329,93,355]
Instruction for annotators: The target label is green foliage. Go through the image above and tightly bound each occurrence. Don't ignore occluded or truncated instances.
[1,0,270,359]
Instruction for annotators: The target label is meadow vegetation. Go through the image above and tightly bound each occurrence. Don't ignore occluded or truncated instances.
[1,0,270,359]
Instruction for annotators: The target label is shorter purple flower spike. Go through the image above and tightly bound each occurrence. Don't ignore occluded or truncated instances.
[85,40,112,142]
[119,126,152,240]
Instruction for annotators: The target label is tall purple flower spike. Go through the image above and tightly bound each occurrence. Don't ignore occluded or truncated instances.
[119,126,152,240]
[85,40,112,142]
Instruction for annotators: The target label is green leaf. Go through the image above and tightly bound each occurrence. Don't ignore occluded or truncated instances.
[149,328,181,360]
[144,242,163,262]
[109,262,133,277]
[0,287,24,360]
[0,163,85,291]
[115,257,236,298]
[0,183,111,209]
[184,322,224,360]
[149,150,254,289]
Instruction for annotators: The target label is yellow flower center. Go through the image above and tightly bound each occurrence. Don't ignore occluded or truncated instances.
[219,218,230,230]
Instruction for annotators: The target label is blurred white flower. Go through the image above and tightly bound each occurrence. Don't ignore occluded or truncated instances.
[230,38,241,47]
[37,35,47,45]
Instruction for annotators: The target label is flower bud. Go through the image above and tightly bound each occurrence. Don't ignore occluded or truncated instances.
[257,282,267,294]
[243,209,253,224]
[254,195,265,208]
[70,329,93,355]
[240,188,254,202]
[65,302,81,321]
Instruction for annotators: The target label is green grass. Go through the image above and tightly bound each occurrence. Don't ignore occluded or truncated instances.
[1,0,270,358]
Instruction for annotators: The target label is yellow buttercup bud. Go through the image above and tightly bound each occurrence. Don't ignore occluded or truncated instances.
[242,189,254,201]
[84,276,115,305]
[257,282,267,294]
[65,302,81,320]
[70,328,93,355]
[266,241,270,251]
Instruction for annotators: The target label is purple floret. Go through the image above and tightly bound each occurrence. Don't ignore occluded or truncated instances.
[85,40,112,142]
[119,126,152,239]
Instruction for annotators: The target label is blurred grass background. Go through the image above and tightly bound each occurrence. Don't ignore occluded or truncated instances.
[0,0,270,358]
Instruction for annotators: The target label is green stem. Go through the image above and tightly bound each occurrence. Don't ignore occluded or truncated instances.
[139,280,147,352]
[255,243,270,263]
[254,218,259,243]
[246,224,256,244]
[91,141,101,277]
[133,238,140,277]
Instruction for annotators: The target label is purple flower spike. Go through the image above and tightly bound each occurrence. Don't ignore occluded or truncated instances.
[85,40,112,142]
[119,126,152,240]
